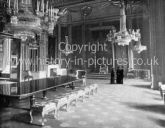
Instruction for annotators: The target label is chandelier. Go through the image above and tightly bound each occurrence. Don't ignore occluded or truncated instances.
[107,0,145,48]
[35,0,67,34]
[7,0,67,35]
[115,0,140,46]
[8,0,41,29]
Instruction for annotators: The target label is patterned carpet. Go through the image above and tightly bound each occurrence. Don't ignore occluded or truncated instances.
[1,79,165,128]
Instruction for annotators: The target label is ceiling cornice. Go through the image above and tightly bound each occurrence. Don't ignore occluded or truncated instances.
[59,13,143,26]
[54,0,108,8]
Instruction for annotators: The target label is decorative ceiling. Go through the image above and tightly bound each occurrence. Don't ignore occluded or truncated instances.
[58,0,145,24]
[0,0,146,31]
[52,0,95,7]
[51,0,143,8]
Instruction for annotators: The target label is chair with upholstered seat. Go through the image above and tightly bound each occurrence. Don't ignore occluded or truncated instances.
[67,93,78,108]
[88,84,98,95]
[29,99,57,126]
[54,96,69,119]
[159,82,165,104]
[76,89,86,102]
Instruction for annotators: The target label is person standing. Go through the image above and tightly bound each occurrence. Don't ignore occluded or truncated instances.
[110,68,115,84]
[120,66,124,84]
[116,66,124,84]
[116,66,120,84]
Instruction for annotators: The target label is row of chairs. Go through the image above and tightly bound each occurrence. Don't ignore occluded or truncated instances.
[29,84,98,126]
[159,82,165,103]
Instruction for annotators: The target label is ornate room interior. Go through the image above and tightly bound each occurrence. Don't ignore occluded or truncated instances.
[0,0,165,128]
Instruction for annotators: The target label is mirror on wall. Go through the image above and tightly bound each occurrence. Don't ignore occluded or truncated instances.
[0,37,21,80]
[0,38,11,78]
[10,39,21,80]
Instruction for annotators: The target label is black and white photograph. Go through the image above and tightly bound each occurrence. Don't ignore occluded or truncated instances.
[0,0,164,128]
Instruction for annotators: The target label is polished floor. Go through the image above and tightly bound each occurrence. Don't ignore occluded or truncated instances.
[0,79,165,128]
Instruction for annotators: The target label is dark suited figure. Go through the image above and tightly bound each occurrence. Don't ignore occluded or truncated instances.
[110,68,115,84]
[120,66,124,84]
[116,67,120,84]
[116,66,124,84]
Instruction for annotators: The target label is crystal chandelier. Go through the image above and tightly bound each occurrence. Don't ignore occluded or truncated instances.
[7,0,67,35]
[8,0,41,28]
[106,0,147,56]
[106,0,142,46]
[6,0,41,41]
[115,0,140,46]
[35,0,67,34]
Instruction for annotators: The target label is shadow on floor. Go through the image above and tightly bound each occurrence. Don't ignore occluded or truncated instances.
[144,90,160,96]
[123,102,165,114]
[155,119,165,127]
[10,110,73,128]
[153,97,162,101]
[149,117,165,127]
[129,84,152,89]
